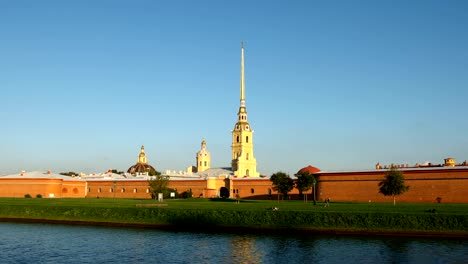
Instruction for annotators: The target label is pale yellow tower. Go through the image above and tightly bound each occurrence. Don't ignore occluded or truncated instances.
[231,41,259,177]
[138,145,147,164]
[197,139,211,172]
[444,157,456,167]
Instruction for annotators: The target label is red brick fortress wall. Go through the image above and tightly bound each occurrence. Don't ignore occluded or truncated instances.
[316,168,468,203]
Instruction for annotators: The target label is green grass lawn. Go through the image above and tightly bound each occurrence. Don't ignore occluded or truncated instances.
[0,197,466,215]
[0,198,466,234]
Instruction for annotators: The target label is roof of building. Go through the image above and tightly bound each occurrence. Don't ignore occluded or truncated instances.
[83,172,131,180]
[297,165,321,175]
[319,165,468,175]
[0,171,85,181]
[198,167,234,178]
[163,167,233,180]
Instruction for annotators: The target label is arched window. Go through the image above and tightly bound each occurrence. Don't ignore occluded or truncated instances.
[109,188,114,193]
[88,188,91,193]
[62,188,68,193]
[251,188,254,194]
[73,188,78,194]
[121,188,126,193]
[246,153,249,160]
[200,161,202,166]
[246,136,249,143]
[246,169,250,176]
[146,188,150,193]
[133,188,137,193]
[268,188,272,196]
[204,161,207,166]
[98,188,102,193]
[236,136,239,143]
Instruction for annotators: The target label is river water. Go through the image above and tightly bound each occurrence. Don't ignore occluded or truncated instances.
[0,222,466,263]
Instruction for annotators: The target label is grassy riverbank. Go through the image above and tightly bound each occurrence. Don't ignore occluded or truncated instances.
[0,198,466,236]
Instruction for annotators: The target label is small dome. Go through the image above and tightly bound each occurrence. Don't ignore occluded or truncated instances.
[297,165,321,175]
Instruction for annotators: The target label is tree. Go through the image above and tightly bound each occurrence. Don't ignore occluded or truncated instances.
[148,174,169,199]
[378,167,409,205]
[270,172,294,200]
[295,172,316,203]
[148,168,161,176]
[60,171,78,177]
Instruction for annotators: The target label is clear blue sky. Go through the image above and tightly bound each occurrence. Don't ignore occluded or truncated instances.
[1,0,467,176]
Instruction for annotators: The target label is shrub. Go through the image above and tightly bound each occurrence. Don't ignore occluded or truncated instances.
[36,194,43,198]
[24,194,32,198]
[181,189,193,199]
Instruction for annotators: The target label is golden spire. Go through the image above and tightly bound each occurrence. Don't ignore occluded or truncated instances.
[240,40,245,107]
[138,145,147,164]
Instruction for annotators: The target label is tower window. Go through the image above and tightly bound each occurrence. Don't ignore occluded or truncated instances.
[200,161,202,166]
[246,169,250,176]
[236,136,239,143]
[204,161,207,166]
[246,136,249,143]
[246,153,249,160]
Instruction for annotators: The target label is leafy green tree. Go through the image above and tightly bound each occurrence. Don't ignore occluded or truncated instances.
[111,169,124,175]
[295,172,316,202]
[148,168,161,176]
[148,174,169,199]
[378,167,409,205]
[270,172,294,200]
[60,172,78,177]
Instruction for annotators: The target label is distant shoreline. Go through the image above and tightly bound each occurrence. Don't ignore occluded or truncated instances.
[2,217,467,239]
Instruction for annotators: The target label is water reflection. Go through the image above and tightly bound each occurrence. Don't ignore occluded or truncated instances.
[0,223,465,264]
[229,236,263,264]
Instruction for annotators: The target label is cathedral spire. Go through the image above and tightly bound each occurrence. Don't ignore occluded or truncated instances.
[232,41,259,177]
[240,40,245,107]
[237,41,248,123]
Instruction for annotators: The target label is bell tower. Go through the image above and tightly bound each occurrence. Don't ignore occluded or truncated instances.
[196,139,211,172]
[231,41,259,177]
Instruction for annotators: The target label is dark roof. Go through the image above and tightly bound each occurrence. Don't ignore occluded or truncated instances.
[127,163,156,174]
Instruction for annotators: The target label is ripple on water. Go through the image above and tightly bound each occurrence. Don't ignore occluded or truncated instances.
[0,223,466,264]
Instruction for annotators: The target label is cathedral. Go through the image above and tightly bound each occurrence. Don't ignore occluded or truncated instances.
[148,42,260,179]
